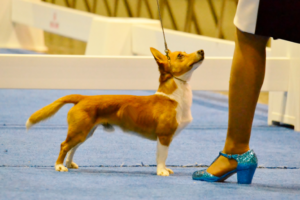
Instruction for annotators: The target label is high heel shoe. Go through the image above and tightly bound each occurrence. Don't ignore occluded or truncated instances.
[192,149,258,184]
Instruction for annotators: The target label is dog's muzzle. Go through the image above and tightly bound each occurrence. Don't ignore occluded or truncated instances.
[197,50,205,61]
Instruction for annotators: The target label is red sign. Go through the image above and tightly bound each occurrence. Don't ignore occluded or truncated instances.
[50,12,59,29]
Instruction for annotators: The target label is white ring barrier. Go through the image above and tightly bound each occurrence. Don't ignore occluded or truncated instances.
[0,55,289,91]
[0,0,47,51]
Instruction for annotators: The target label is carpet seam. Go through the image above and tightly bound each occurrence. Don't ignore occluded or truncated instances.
[0,165,299,169]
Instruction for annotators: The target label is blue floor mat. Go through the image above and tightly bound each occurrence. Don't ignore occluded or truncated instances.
[1,126,299,167]
[1,89,299,199]
[1,167,300,200]
[0,48,42,54]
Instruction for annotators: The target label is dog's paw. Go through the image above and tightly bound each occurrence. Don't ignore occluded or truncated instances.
[157,167,173,176]
[55,164,68,172]
[166,168,174,174]
[66,162,79,169]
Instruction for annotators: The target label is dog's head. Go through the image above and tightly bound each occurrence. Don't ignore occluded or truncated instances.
[150,47,204,83]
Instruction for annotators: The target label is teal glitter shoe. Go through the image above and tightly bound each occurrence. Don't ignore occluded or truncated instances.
[192,150,258,184]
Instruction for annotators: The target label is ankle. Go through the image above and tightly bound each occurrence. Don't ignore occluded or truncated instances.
[207,154,238,176]
[223,143,250,155]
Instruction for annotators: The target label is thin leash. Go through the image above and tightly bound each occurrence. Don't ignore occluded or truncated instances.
[156,0,186,83]
[155,0,170,60]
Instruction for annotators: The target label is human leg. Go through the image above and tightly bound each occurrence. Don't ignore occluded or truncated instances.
[207,28,269,177]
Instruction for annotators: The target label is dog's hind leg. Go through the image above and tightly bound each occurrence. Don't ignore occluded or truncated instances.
[55,113,94,172]
[65,126,97,169]
[65,143,81,169]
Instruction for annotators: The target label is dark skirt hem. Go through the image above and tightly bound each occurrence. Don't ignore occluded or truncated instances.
[254,0,300,44]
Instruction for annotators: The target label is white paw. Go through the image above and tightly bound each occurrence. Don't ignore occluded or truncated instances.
[66,161,79,169]
[157,167,174,176]
[55,164,68,172]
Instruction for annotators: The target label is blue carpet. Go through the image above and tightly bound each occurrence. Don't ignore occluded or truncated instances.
[1,89,299,199]
[1,167,299,200]
[0,48,42,54]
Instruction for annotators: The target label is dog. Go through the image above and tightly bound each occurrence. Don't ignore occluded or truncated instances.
[26,47,204,176]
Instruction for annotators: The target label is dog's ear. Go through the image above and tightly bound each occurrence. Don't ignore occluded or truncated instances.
[150,47,167,64]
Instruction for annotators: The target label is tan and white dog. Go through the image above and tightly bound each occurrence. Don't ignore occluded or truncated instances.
[26,48,204,176]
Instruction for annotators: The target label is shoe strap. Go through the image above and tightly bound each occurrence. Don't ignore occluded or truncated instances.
[219,152,239,160]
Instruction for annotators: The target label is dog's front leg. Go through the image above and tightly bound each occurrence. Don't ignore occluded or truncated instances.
[156,137,174,176]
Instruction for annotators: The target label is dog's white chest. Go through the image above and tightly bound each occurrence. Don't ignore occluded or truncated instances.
[173,82,193,137]
[156,81,193,138]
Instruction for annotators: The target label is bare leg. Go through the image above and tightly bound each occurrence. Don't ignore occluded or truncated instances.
[156,137,174,176]
[207,28,269,176]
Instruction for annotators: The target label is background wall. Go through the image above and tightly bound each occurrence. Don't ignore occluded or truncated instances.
[43,0,238,54]
[41,0,268,104]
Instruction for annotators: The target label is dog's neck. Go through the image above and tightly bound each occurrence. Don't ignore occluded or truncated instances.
[156,76,192,103]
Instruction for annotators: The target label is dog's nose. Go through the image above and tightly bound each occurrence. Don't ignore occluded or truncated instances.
[197,50,204,56]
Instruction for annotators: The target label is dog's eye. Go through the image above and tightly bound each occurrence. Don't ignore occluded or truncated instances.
[177,54,184,59]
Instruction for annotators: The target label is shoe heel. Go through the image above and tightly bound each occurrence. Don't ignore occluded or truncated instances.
[237,167,256,184]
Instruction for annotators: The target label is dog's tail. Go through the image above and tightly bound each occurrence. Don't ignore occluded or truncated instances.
[26,94,84,130]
